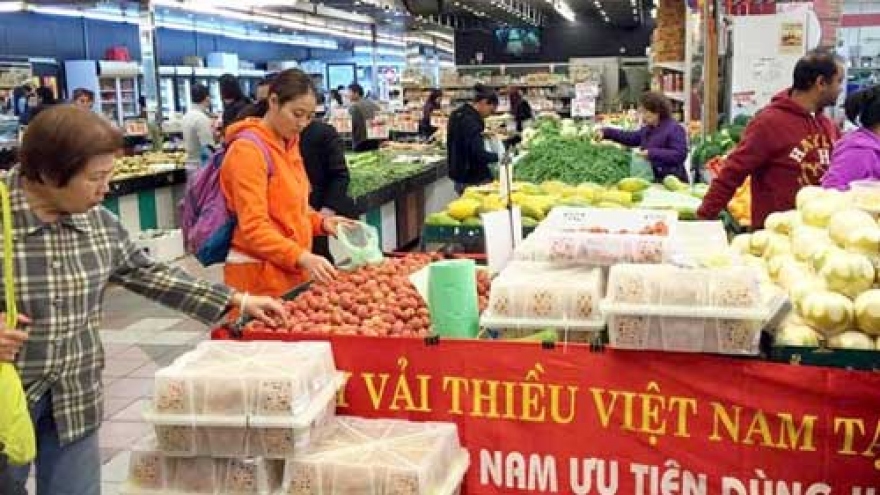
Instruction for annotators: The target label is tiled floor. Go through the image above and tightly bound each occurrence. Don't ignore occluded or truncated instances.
[25,258,223,494]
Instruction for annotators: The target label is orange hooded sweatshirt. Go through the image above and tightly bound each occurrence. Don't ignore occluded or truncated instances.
[219,118,325,297]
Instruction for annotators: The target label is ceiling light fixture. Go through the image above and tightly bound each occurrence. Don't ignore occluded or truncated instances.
[544,0,574,22]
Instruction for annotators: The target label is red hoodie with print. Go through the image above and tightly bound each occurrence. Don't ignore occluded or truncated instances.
[698,90,840,229]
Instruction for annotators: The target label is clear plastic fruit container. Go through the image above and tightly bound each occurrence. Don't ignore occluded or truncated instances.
[121,436,285,495]
[145,373,342,458]
[606,313,764,355]
[151,341,337,419]
[481,261,605,331]
[606,264,763,311]
[281,417,469,495]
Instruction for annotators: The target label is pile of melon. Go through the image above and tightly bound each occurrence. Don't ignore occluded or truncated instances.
[729,186,880,351]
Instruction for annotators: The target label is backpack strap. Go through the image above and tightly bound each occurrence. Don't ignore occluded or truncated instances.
[232,130,276,176]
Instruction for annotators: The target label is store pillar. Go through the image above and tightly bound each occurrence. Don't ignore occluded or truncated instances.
[138,1,161,124]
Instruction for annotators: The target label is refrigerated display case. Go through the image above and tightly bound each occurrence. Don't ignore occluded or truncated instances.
[239,68,267,100]
[175,67,193,115]
[97,61,141,127]
[159,66,176,118]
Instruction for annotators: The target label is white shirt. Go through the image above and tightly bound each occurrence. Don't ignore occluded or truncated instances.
[181,105,215,163]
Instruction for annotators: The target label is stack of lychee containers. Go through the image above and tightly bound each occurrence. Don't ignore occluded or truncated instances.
[121,340,469,494]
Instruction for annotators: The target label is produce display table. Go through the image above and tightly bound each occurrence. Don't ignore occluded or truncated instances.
[102,168,187,235]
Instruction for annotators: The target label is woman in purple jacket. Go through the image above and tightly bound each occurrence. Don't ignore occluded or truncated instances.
[822,86,880,190]
[598,92,689,182]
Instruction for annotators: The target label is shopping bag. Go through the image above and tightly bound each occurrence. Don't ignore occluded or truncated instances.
[0,179,36,466]
[334,221,383,271]
[630,150,655,182]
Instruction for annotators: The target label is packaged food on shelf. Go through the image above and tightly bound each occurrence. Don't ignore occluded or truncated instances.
[481,262,605,331]
[281,416,470,495]
[145,372,342,458]
[516,208,679,265]
[122,435,284,495]
[151,341,337,418]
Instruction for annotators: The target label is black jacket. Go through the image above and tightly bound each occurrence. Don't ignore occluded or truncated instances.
[222,97,251,130]
[300,121,355,217]
[447,104,498,184]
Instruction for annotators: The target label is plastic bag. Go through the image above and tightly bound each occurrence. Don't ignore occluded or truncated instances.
[334,222,383,271]
[630,151,655,182]
[0,179,35,466]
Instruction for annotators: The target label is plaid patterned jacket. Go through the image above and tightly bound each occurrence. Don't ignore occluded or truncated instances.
[3,167,233,444]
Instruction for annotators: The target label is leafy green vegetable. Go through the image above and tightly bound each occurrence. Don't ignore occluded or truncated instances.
[514,136,632,185]
[346,152,430,199]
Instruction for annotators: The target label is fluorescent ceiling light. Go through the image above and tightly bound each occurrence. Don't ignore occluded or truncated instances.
[0,1,22,12]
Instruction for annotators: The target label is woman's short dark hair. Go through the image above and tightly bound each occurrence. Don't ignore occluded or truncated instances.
[474,84,499,106]
[845,85,880,128]
[348,83,365,97]
[20,105,122,187]
[219,73,244,101]
[640,91,673,120]
[72,88,95,102]
[792,48,844,91]
[191,83,210,104]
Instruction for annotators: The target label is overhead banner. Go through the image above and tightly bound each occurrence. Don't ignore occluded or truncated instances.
[215,331,880,494]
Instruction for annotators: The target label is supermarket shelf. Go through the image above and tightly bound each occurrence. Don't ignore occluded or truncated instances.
[654,61,686,72]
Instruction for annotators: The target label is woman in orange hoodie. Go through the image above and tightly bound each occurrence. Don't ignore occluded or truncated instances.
[220,69,348,296]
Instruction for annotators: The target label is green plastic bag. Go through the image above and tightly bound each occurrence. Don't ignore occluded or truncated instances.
[0,179,36,466]
[629,151,656,183]
[335,221,384,271]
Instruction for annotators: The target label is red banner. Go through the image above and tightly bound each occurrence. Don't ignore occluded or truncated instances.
[215,331,880,494]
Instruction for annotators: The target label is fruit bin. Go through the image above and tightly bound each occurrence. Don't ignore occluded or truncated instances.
[121,436,284,495]
[481,261,606,331]
[280,416,470,495]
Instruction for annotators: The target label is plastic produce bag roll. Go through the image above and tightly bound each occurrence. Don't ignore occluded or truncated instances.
[427,259,480,338]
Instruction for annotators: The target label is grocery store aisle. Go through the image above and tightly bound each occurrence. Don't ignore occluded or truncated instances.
[26,257,223,495]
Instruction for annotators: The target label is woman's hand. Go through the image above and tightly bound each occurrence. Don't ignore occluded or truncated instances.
[232,294,289,328]
[0,314,30,363]
[321,216,357,237]
[298,252,337,284]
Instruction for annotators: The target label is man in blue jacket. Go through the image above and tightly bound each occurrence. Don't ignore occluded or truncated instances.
[447,85,500,194]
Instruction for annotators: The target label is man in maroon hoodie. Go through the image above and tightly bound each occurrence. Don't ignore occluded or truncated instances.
[698,49,845,229]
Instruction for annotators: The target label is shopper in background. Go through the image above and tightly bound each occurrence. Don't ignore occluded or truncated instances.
[220,69,352,297]
[71,88,95,110]
[698,48,844,229]
[419,89,443,138]
[447,85,500,195]
[823,86,880,190]
[219,73,251,130]
[327,89,344,116]
[300,119,354,261]
[21,87,57,125]
[508,86,533,133]
[347,83,381,152]
[2,105,286,495]
[254,75,274,103]
[598,91,689,182]
[13,84,33,123]
[181,84,217,165]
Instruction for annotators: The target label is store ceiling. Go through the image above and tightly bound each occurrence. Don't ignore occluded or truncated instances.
[305,0,650,29]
